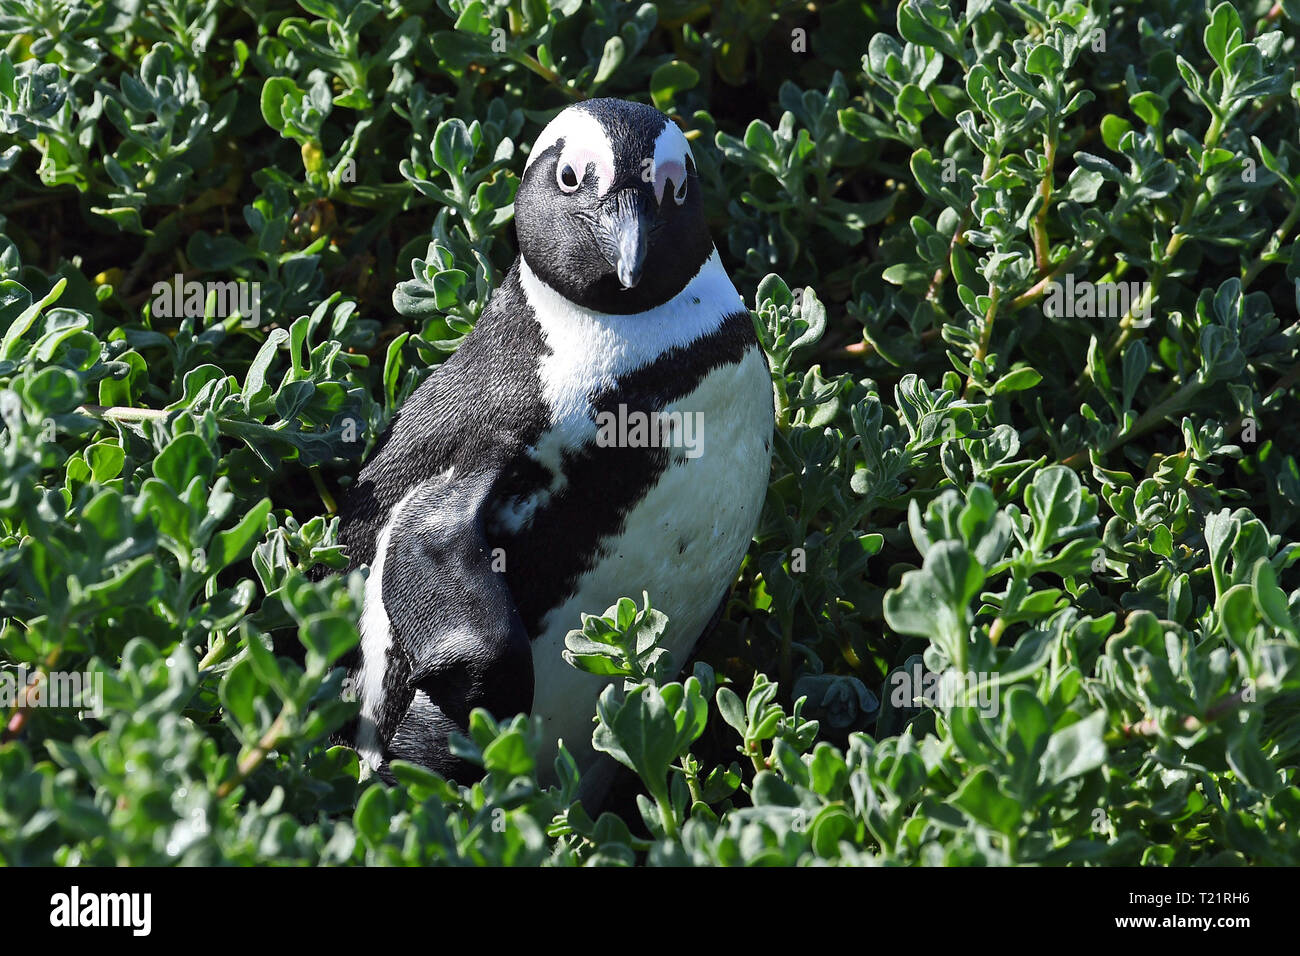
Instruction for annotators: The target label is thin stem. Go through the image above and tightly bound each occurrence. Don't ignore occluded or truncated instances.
[216,711,289,798]
[79,404,172,423]
[988,617,1007,647]
[1106,113,1225,361]
[4,647,63,741]
[1033,130,1057,274]
[655,792,679,839]
[1009,241,1096,311]
[925,213,970,305]
[821,328,942,362]
[1097,256,1130,287]
[1,193,74,213]
[310,467,338,514]
[510,51,583,100]
[1255,3,1283,34]
[679,758,703,806]
[1061,379,1204,469]
[1242,195,1300,287]
[961,149,1003,398]
[1106,688,1252,746]
[964,284,1001,397]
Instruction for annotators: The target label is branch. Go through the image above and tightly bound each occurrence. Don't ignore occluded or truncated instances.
[1106,688,1252,746]
[216,711,290,799]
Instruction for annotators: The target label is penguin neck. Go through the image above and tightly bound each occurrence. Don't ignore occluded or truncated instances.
[516,247,744,373]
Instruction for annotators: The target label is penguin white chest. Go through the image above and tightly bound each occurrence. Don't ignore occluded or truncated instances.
[529,350,773,778]
[508,252,774,783]
[536,340,770,620]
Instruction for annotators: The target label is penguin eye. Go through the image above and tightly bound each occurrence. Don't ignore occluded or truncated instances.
[557,162,581,192]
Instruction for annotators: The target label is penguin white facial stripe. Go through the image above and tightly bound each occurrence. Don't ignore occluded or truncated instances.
[653,158,687,205]
[560,143,615,197]
[525,109,616,197]
[651,121,694,205]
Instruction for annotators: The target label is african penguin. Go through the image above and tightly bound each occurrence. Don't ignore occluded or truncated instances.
[334,98,774,797]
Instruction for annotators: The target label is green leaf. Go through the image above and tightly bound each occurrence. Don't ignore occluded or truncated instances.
[592,684,679,801]
[1025,465,1092,551]
[884,541,984,664]
[353,785,391,844]
[432,119,475,178]
[1,278,65,360]
[260,76,303,133]
[219,658,260,729]
[1025,45,1063,78]
[1041,712,1107,783]
[992,366,1042,394]
[716,686,747,736]
[210,498,271,572]
[153,433,215,493]
[1129,91,1167,127]
[1100,114,1132,151]
[649,60,699,111]
[896,83,931,124]
[482,728,535,777]
[1252,558,1297,635]
[951,767,1021,834]
[1204,2,1243,70]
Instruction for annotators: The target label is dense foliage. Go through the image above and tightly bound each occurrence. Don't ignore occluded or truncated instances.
[1,0,1299,865]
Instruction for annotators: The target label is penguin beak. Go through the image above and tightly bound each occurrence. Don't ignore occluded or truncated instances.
[599,189,651,290]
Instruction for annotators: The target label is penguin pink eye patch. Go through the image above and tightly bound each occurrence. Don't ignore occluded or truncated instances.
[555,143,614,196]
[651,157,689,206]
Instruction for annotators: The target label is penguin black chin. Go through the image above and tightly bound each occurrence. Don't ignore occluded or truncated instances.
[584,271,671,310]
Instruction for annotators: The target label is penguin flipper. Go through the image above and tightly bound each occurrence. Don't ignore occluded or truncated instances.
[376,474,533,781]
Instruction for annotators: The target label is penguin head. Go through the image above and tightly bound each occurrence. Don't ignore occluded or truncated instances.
[515,98,714,314]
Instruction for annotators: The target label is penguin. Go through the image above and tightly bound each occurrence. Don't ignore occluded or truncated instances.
[334,98,773,795]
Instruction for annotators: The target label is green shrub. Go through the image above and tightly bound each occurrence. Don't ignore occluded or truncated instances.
[1,0,1299,865]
